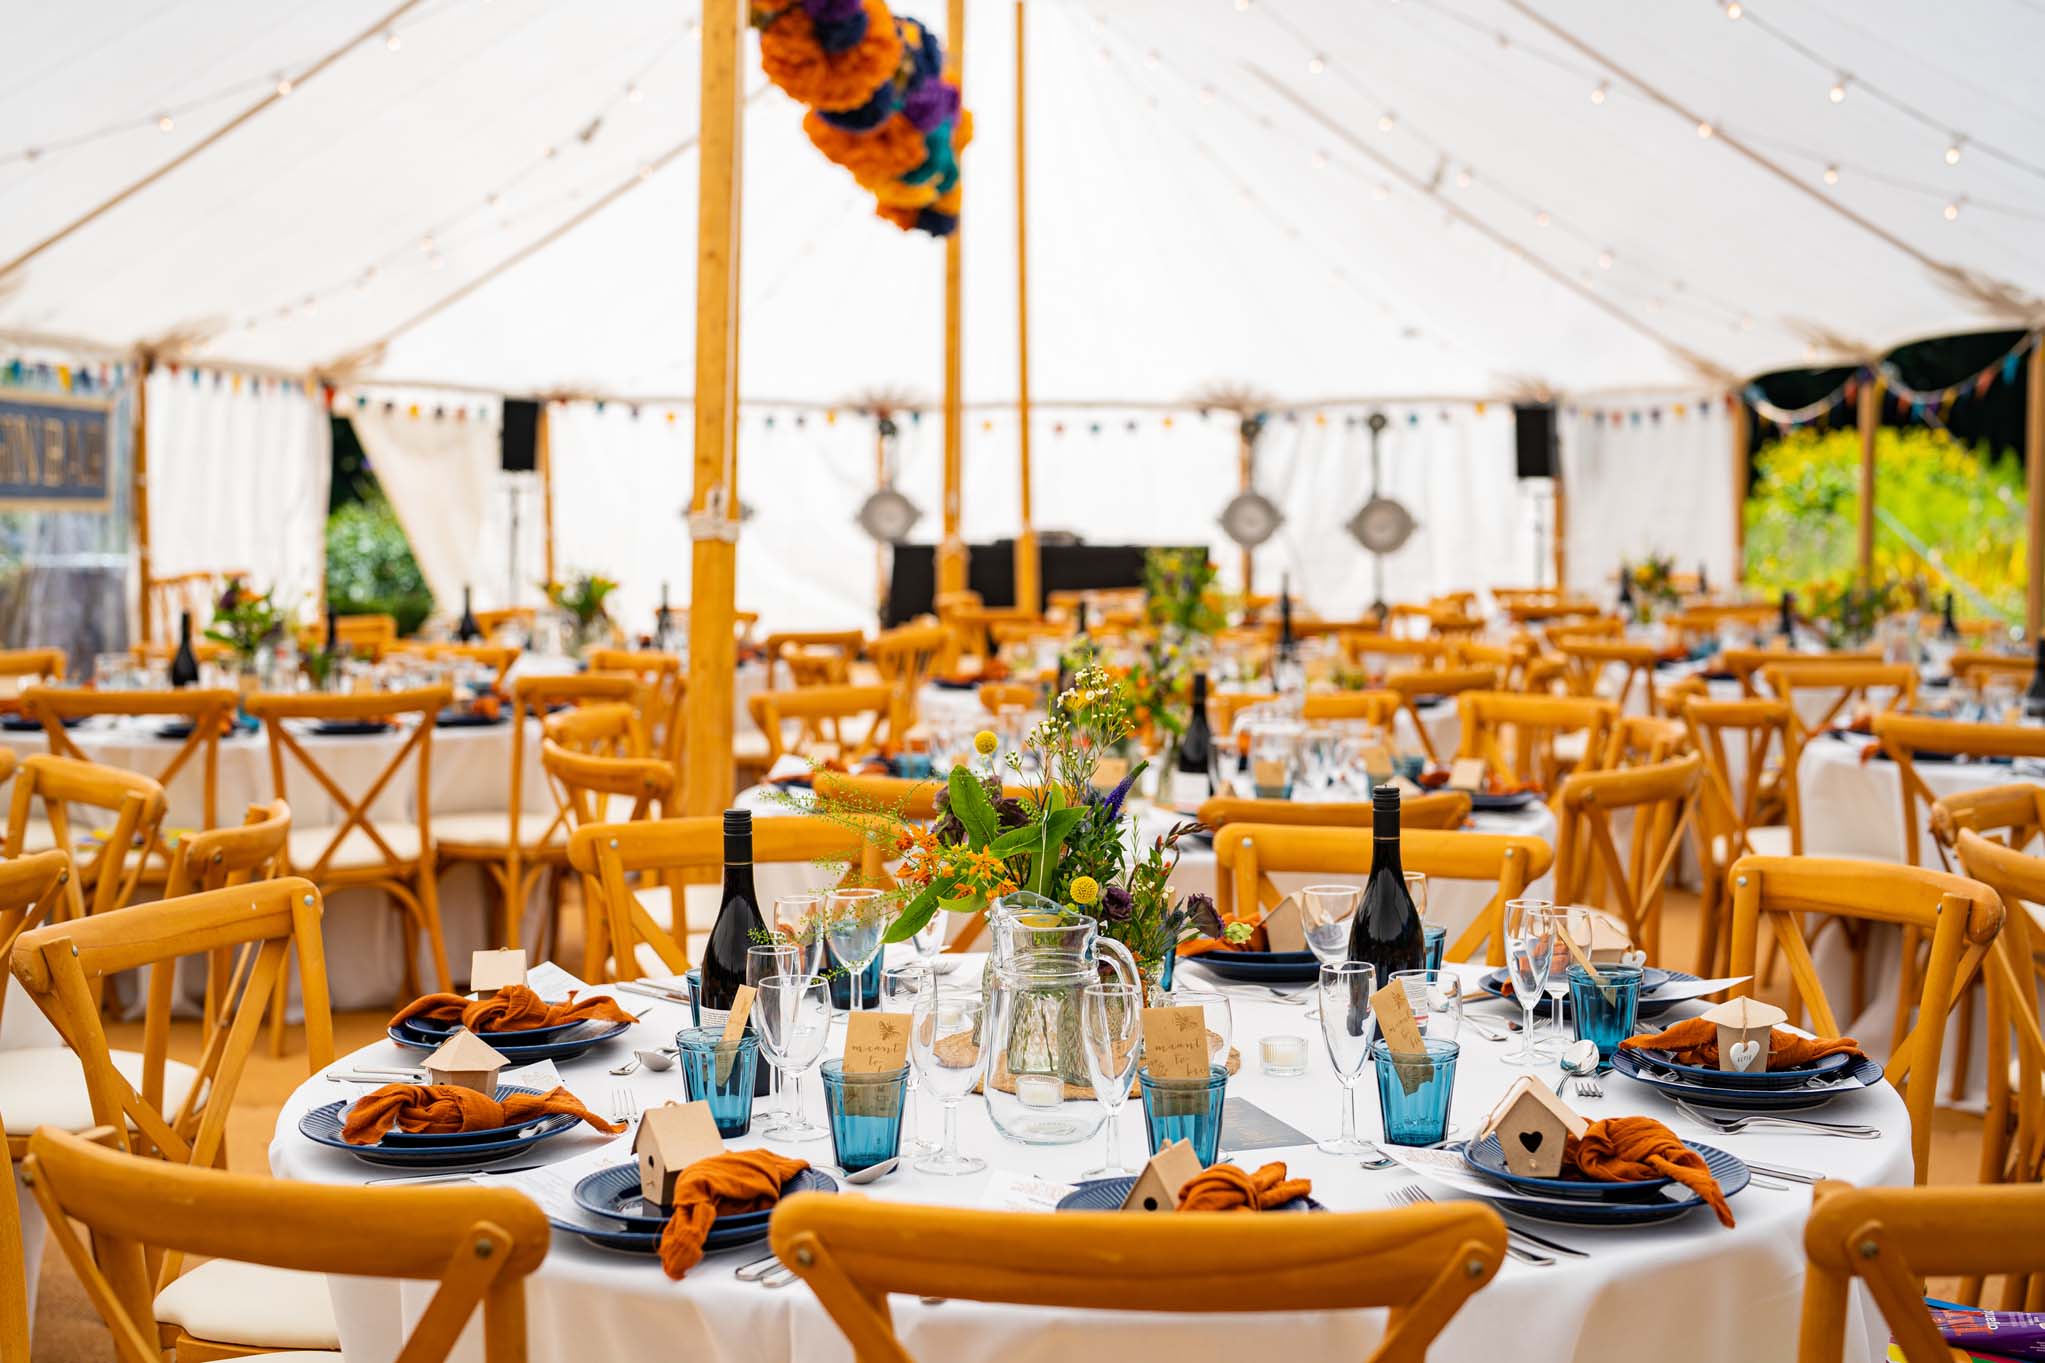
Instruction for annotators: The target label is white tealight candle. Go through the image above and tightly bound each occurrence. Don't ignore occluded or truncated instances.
[1016,1074,1064,1108]
[1260,1034,1308,1077]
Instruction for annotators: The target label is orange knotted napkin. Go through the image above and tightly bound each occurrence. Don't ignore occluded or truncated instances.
[1564,1116,1734,1228]
[1176,916,1267,957]
[341,1084,625,1145]
[657,1150,812,1280]
[389,984,635,1034]
[1620,1016,1867,1070]
[1175,1161,1312,1212]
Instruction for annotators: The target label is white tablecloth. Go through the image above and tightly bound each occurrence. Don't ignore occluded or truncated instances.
[270,954,1910,1363]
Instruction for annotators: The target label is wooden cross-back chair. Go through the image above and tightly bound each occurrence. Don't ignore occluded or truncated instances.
[772,1193,1504,1363]
[1950,651,2035,693]
[143,571,239,646]
[165,800,296,1054]
[333,612,400,659]
[1299,691,1400,726]
[749,683,906,765]
[868,621,950,718]
[1801,1181,2045,1355]
[1448,639,1529,692]
[244,685,453,996]
[1714,647,1868,697]
[438,673,641,959]
[1726,855,2004,1182]
[761,630,867,689]
[26,1125,548,1363]
[10,877,340,1359]
[1874,714,2045,869]
[24,685,238,874]
[539,734,676,839]
[1543,616,1625,647]
[1555,639,1661,714]
[0,647,65,711]
[1337,632,1445,677]
[1383,666,1498,764]
[3,753,166,923]
[386,641,522,691]
[1760,660,1917,740]
[1552,754,1702,964]
[1454,691,1618,795]
[1213,823,1553,966]
[1200,792,1471,918]
[1207,690,1280,737]
[1603,714,1689,768]
[475,606,535,639]
[1682,696,1802,977]
[586,646,686,765]
[1668,604,1777,649]
[565,815,889,981]
[0,849,82,1156]
[976,681,1039,716]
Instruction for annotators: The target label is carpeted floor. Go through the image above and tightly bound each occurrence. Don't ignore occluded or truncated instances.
[25,890,1990,1361]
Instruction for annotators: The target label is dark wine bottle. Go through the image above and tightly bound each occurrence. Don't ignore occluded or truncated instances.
[1697,561,1710,597]
[1778,590,1796,641]
[456,586,481,643]
[1171,672,1214,805]
[2025,639,2045,719]
[324,606,340,654]
[168,611,201,688]
[1346,786,1425,984]
[1616,560,1634,610]
[699,809,766,1030]
[1076,599,1090,638]
[1277,574,1296,660]
[654,580,675,650]
[1941,592,1960,642]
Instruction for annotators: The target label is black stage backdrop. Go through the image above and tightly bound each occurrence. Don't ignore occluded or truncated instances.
[884,541,1204,627]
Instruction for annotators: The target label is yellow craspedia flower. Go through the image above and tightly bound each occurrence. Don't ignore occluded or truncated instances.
[1068,875,1100,906]
[973,729,998,756]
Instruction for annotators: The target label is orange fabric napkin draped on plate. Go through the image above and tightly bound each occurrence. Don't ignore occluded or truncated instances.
[389,983,635,1033]
[1175,1161,1312,1212]
[1565,1116,1735,1228]
[341,1083,626,1145]
[1620,1016,1867,1070]
[658,1150,812,1280]
[1176,917,1268,957]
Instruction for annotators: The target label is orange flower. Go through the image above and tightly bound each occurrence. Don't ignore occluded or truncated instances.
[804,110,928,186]
[759,0,904,112]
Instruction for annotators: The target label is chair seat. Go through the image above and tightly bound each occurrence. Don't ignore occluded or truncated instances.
[155,1260,341,1351]
[288,823,422,873]
[0,1046,202,1134]
[1710,825,1793,864]
[433,810,565,852]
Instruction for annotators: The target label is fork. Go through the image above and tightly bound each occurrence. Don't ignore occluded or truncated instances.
[1390,1185,1553,1266]
[610,1087,639,1125]
[1572,1077,1604,1100]
[1673,1099,1878,1139]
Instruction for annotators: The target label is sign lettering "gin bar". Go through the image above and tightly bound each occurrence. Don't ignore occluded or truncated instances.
[0,393,113,510]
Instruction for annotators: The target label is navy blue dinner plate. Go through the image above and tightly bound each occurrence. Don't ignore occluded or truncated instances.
[1610,1047,1883,1111]
[1461,1141,1748,1227]
[298,1088,582,1166]
[436,709,507,728]
[402,1012,595,1046]
[312,720,394,737]
[1469,791,1541,813]
[572,1162,837,1229]
[388,1016,630,1062]
[1630,1045,1856,1090]
[1189,949,1319,984]
[550,1166,838,1253]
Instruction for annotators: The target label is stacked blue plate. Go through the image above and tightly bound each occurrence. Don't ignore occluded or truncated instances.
[388,1016,631,1062]
[1469,791,1541,813]
[300,1084,584,1167]
[1188,949,1318,984]
[1056,1175,1323,1212]
[402,1013,596,1046]
[1610,1046,1883,1112]
[549,1163,838,1254]
[1458,1134,1750,1226]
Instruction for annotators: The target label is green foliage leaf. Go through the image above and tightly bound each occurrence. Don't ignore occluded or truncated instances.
[946,766,999,848]
[325,492,434,635]
[882,884,942,943]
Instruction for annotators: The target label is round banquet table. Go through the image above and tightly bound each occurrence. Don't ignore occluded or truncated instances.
[270,955,1910,1363]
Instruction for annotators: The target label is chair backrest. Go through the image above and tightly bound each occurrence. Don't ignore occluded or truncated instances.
[1338,632,1445,674]
[1199,792,1470,917]
[1930,782,2045,854]
[1385,666,1498,763]
[1552,754,1702,963]
[243,686,451,878]
[748,684,905,764]
[163,799,292,897]
[24,1125,549,1363]
[564,815,886,979]
[1760,660,1917,738]
[868,622,950,698]
[976,681,1038,715]
[1726,855,2003,1180]
[1716,646,1877,697]
[586,647,686,765]
[1800,1181,2045,1359]
[1299,691,1399,726]
[770,1194,1504,1363]
[813,773,950,821]
[1448,639,1528,691]
[1214,823,1554,965]
[0,848,76,1037]
[1683,696,1803,858]
[3,753,167,921]
[1604,713,1689,767]
[1555,639,1660,712]
[1455,691,1618,793]
[761,630,866,689]
[1950,827,2045,1225]
[475,606,535,639]
[1208,691,1279,736]
[334,612,400,657]
[0,647,65,694]
[543,699,651,758]
[1949,651,2035,692]
[24,685,238,832]
[1873,713,2045,867]
[539,736,674,833]
[387,641,521,691]
[503,674,644,852]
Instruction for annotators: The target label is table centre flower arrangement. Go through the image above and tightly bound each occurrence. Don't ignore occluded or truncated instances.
[203,578,287,692]
[543,570,618,660]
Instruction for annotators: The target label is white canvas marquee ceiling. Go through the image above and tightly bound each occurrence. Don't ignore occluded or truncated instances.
[5,0,2044,408]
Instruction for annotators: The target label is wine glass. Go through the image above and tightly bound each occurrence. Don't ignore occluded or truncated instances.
[1391,968,1463,1042]
[910,901,947,971]
[1503,899,1557,1067]
[1539,907,1591,1058]
[754,974,831,1142]
[911,986,987,1175]
[823,887,887,1011]
[1299,883,1360,1019]
[1316,960,1377,1156]
[1170,987,1233,1070]
[882,964,935,1154]
[774,893,827,976]
[1080,982,1144,1178]
[746,943,798,1133]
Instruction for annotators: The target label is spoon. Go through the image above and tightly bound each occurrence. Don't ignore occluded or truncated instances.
[1554,1039,1600,1095]
[819,1157,899,1185]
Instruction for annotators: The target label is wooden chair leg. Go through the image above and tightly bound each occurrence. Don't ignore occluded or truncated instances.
[397,899,421,1001]
[267,952,289,1058]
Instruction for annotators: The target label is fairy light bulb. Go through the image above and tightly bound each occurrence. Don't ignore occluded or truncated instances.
[384,30,401,51]
[419,234,435,254]
[1697,120,1714,138]
[1590,82,1607,105]
[1377,110,1397,131]
[625,83,642,104]
[1943,199,1961,221]
[1455,167,1472,188]
[1822,164,1839,185]
[276,75,295,97]
[1597,248,1614,270]
[1725,2,1742,18]
[1828,76,1847,104]
[1945,139,1963,165]
[1534,209,1551,227]
[156,113,174,133]
[1307,53,1326,75]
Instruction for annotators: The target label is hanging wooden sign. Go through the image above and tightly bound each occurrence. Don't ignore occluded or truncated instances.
[0,393,114,511]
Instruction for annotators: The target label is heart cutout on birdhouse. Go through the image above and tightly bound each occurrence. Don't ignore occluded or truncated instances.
[1728,1039,1763,1072]
[1620,948,1647,969]
[1518,1130,1544,1155]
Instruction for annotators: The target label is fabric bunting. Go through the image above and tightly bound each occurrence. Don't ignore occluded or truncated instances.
[755,0,969,236]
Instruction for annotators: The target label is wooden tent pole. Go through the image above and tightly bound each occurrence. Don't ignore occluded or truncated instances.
[1237,419,1254,595]
[875,418,889,613]
[1011,0,1039,617]
[133,356,155,646]
[1731,392,1750,584]
[681,0,746,816]
[1552,464,1567,592]
[538,400,556,589]
[1856,378,1878,581]
[936,0,968,601]
[2027,335,2044,638]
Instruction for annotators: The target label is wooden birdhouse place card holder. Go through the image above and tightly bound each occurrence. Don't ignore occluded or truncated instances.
[424,1029,509,1099]
[1477,1076,1588,1178]
[1120,1138,1204,1213]
[470,948,528,994]
[1702,997,1786,1073]
[1446,758,1488,792]
[1566,910,1634,966]
[1259,894,1308,953]
[636,1100,725,1208]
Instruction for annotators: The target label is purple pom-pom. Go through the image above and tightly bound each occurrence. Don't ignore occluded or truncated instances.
[903,76,960,132]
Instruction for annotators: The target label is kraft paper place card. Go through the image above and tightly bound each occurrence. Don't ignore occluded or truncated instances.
[1142,1005,1210,1080]
[1370,978,1432,1094]
[1446,757,1488,792]
[1259,895,1308,953]
[1360,742,1396,779]
[843,1010,911,1074]
[1219,1097,1314,1152]
[719,985,757,1044]
[1120,1138,1204,1213]
[469,948,528,993]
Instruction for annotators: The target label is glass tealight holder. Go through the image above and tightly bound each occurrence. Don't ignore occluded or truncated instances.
[677,1026,758,1138]
[820,1059,909,1173]
[1259,1034,1308,1077]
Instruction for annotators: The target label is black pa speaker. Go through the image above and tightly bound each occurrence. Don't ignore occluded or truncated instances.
[1514,403,1557,479]
[501,398,540,473]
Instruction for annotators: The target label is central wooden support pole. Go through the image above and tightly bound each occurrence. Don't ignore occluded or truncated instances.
[538,400,556,590]
[1730,392,1750,585]
[1856,377,1878,582]
[681,0,746,815]
[2027,336,2044,638]
[1010,0,1039,616]
[133,356,155,646]
[936,0,968,601]
[1237,419,1254,595]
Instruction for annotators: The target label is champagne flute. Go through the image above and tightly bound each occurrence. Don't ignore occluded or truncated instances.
[1316,960,1377,1156]
[754,974,831,1141]
[823,887,887,1011]
[1503,899,1557,1068]
[1300,883,1360,1019]
[910,901,947,971]
[911,986,987,1175]
[882,964,935,1154]
[1080,982,1143,1177]
[1539,907,1591,1058]
[775,893,827,976]
[746,943,798,1134]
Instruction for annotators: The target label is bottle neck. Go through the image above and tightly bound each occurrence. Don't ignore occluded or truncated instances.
[723,832,753,867]
[178,613,192,642]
